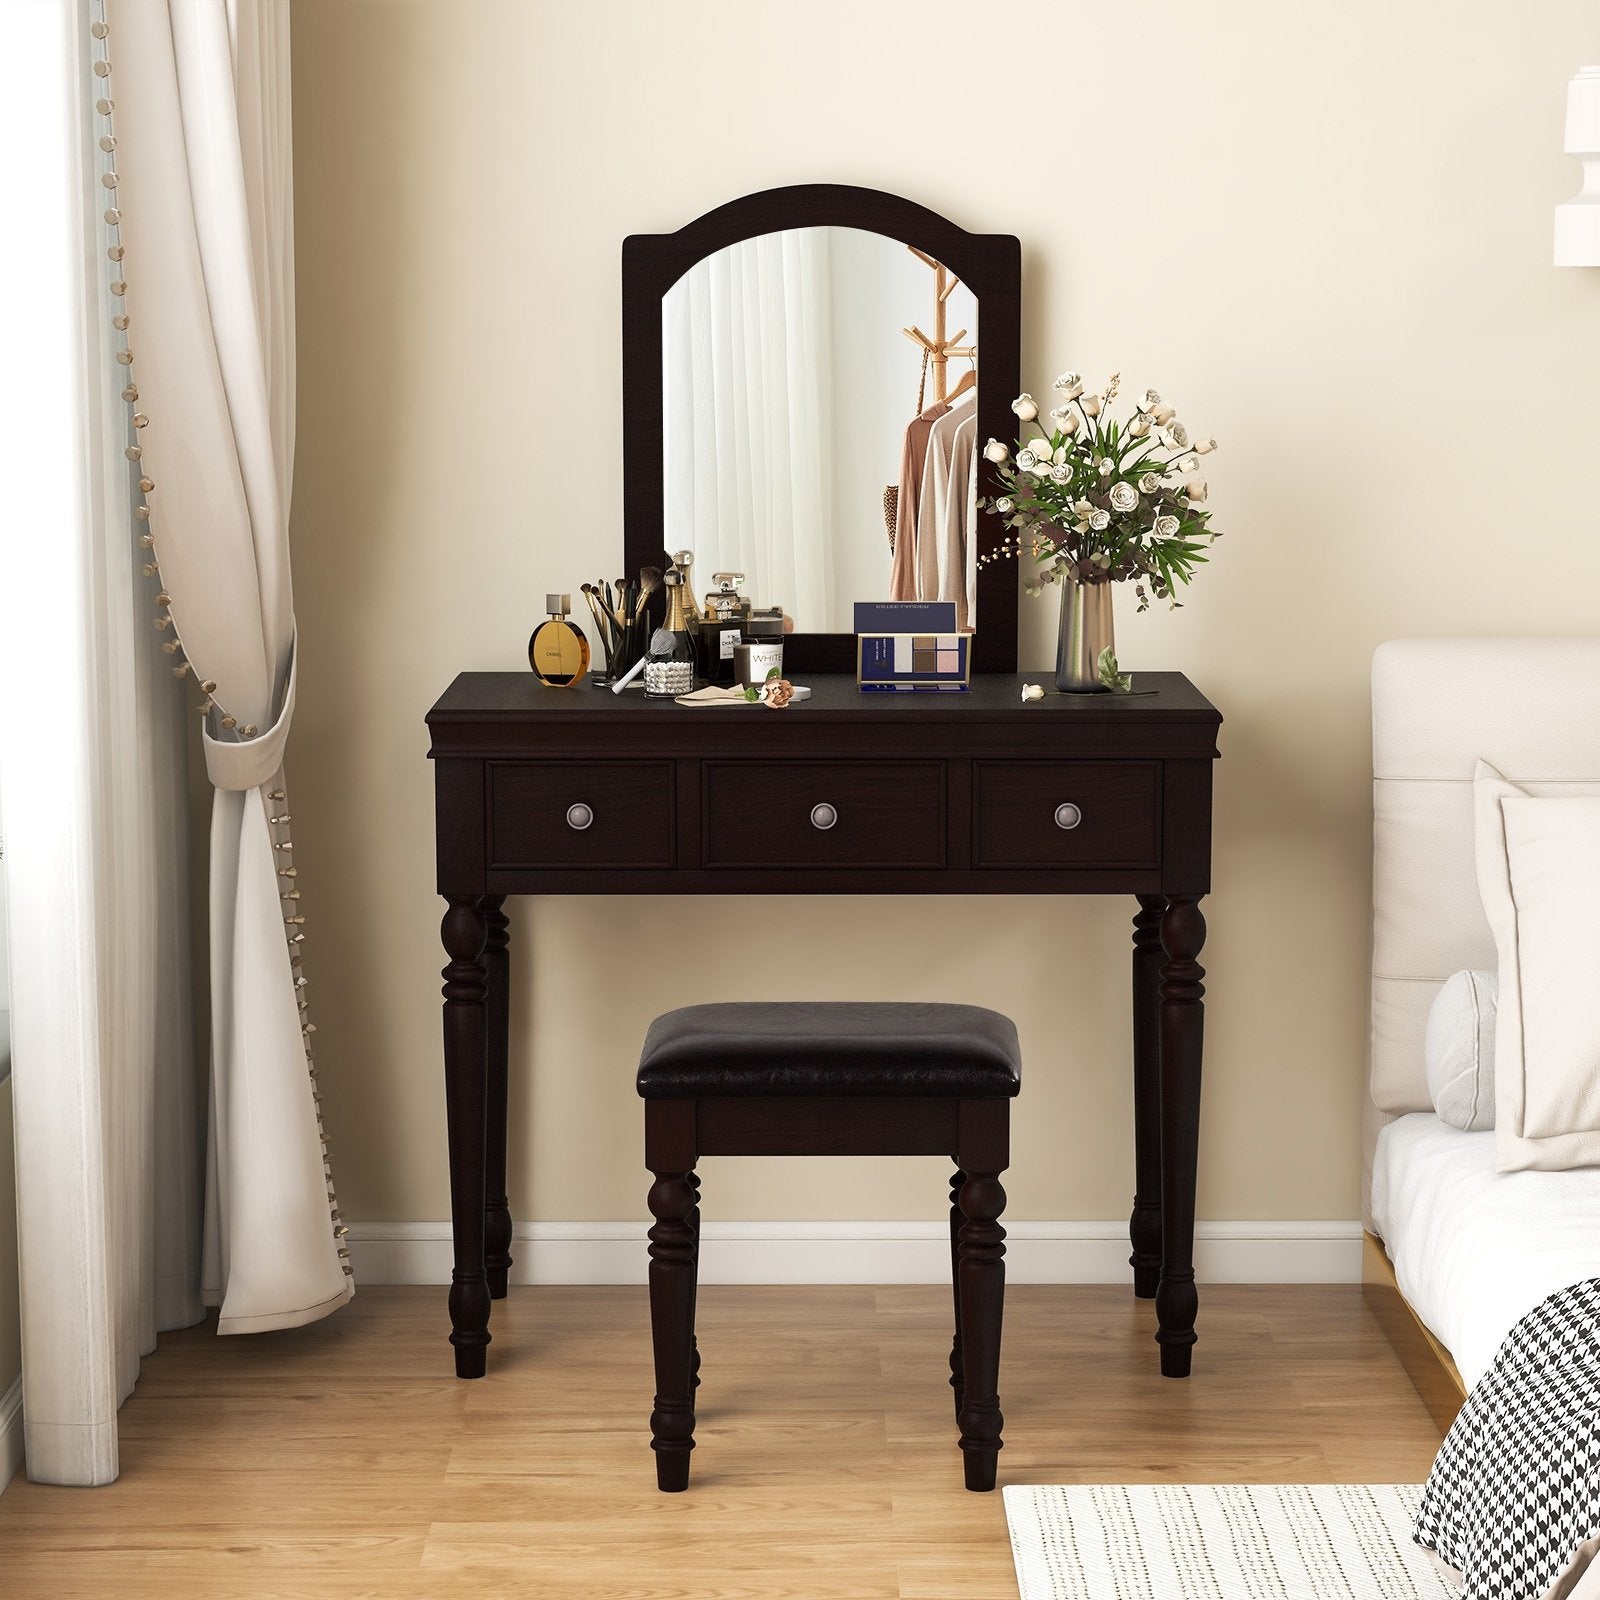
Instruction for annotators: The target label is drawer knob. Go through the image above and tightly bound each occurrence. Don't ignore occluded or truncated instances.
[1054,802,1083,831]
[566,802,594,831]
[810,802,838,831]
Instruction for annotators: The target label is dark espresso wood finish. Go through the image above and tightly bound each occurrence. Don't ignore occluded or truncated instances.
[623,185,1022,675]
[427,671,1221,1381]
[645,1091,1010,1492]
[1129,894,1166,1300]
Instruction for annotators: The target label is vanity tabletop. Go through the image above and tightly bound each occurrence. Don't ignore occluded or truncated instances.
[428,671,1222,728]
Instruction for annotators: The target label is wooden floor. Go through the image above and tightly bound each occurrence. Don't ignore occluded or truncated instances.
[0,1284,1443,1599]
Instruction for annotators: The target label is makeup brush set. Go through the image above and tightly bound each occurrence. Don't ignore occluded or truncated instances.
[579,566,663,685]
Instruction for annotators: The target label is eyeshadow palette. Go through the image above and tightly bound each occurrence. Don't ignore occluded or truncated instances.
[857,632,971,691]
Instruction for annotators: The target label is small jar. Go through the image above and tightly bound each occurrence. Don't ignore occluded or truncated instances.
[734,613,785,688]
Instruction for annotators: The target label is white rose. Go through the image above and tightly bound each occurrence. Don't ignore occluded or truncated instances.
[1137,388,1162,412]
[1096,457,1113,477]
[995,497,1014,515]
[1051,464,1071,484]
[1138,471,1163,495]
[1072,499,1094,518]
[1151,404,1176,425]
[1053,370,1082,395]
[1089,508,1111,531]
[1012,393,1039,422]
[1153,514,1181,538]
[1016,448,1038,472]
[1184,479,1208,502]
[1177,455,1198,474]
[1194,437,1218,454]
[1058,410,1081,436]
[1109,481,1139,513]
[983,437,1010,464]
[1080,394,1102,418]
[1128,414,1151,438]
[1164,420,1190,450]
[1021,682,1045,702]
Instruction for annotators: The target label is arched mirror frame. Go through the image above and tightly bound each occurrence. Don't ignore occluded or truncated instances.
[622,184,1022,674]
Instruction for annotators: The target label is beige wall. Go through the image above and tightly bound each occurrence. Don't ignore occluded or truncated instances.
[287,0,1600,1231]
[1,1080,19,1392]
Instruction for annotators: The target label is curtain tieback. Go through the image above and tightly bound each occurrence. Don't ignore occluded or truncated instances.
[201,634,298,792]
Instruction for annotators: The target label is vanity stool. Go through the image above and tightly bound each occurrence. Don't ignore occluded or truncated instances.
[636,999,1019,1493]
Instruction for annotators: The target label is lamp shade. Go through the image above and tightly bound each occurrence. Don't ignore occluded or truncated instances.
[1555,66,1600,266]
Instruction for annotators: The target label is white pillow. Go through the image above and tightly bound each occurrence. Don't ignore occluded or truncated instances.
[1474,760,1600,1171]
[1424,969,1496,1131]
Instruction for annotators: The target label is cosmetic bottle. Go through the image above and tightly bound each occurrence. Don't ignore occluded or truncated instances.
[704,571,750,625]
[643,570,698,698]
[699,572,747,685]
[528,594,590,687]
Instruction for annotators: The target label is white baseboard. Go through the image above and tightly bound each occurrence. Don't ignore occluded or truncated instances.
[346,1219,1363,1287]
[0,1375,21,1496]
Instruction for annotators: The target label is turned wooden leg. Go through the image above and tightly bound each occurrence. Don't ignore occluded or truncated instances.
[955,1166,1007,1491]
[688,1171,702,1391]
[441,895,491,1378]
[1129,894,1166,1300]
[948,1168,965,1421]
[1157,894,1206,1379]
[482,896,513,1301]
[647,1157,699,1491]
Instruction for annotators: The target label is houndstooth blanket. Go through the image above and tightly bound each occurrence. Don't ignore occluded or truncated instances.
[1415,1278,1600,1600]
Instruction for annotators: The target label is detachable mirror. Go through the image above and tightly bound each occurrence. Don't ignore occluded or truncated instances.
[624,186,1021,674]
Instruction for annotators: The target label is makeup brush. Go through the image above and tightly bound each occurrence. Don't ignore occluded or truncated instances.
[635,565,663,637]
[581,582,614,630]
[578,584,611,652]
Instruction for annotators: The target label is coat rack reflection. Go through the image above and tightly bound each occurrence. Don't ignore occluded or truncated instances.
[903,246,977,407]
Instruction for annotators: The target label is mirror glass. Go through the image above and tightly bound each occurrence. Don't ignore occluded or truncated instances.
[662,226,981,634]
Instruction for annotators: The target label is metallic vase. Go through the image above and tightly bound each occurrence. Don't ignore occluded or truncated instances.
[1055,578,1115,693]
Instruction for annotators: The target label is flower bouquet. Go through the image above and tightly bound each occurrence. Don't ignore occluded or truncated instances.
[980,371,1220,691]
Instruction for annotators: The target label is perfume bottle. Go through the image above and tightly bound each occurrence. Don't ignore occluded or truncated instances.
[700,571,746,686]
[643,570,698,698]
[528,593,590,687]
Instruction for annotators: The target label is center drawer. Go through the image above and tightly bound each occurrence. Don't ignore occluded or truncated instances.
[702,761,945,870]
[974,760,1160,869]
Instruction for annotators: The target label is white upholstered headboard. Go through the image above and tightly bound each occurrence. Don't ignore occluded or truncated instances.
[1366,638,1600,1214]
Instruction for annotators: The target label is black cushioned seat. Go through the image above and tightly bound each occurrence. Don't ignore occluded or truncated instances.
[636,1001,1022,1101]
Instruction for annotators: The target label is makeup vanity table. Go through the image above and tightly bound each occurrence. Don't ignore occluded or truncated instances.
[428,671,1220,1380]
[427,185,1222,1386]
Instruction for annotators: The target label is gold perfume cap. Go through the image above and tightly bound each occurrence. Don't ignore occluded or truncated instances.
[546,593,570,617]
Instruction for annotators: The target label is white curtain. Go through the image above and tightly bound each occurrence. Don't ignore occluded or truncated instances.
[106,1,349,1337]
[0,0,346,1486]
[1,0,202,1487]
[663,230,834,628]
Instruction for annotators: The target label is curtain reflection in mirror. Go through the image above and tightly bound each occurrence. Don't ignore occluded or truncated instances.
[663,230,834,629]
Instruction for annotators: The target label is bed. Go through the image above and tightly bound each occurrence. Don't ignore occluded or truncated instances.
[1364,638,1600,1418]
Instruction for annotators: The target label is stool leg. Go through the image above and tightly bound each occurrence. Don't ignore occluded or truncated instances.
[948,1169,965,1421]
[956,1170,1007,1492]
[688,1171,702,1391]
[647,1167,699,1491]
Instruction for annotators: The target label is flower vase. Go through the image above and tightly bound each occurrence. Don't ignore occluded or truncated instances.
[1055,577,1114,693]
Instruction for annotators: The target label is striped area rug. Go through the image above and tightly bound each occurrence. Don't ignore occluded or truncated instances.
[1004,1484,1459,1600]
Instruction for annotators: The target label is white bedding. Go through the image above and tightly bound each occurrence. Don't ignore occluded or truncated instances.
[1371,1111,1600,1388]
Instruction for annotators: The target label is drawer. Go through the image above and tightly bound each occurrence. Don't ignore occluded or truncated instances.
[703,761,945,870]
[488,760,674,870]
[974,761,1160,869]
